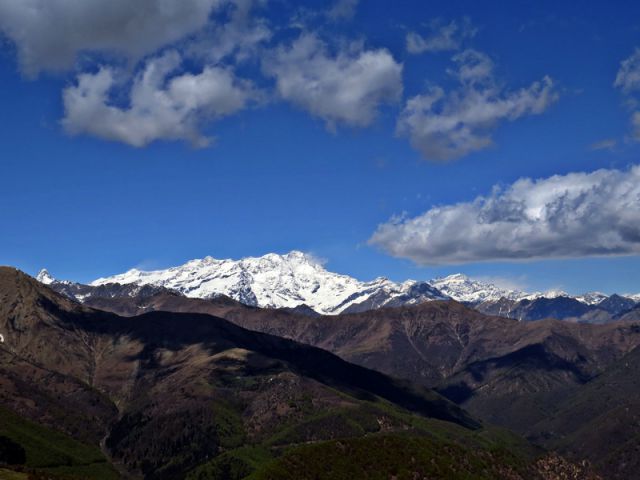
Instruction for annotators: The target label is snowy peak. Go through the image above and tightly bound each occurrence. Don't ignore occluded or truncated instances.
[430,274,525,303]
[91,251,447,315]
[63,251,637,315]
[430,275,577,304]
[625,293,640,303]
[574,292,608,305]
[36,269,56,285]
[536,289,570,299]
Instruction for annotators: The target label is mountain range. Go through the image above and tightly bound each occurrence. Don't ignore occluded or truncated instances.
[62,276,640,478]
[2,266,603,480]
[86,251,448,315]
[38,251,640,322]
[69,287,640,429]
[6,265,640,478]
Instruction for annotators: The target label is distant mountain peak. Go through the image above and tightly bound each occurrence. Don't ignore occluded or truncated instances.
[432,274,582,305]
[44,251,637,317]
[532,289,570,299]
[575,291,608,305]
[625,292,640,303]
[36,268,56,285]
[90,251,447,314]
[431,274,525,303]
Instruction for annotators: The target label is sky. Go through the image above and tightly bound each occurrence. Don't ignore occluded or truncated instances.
[1,0,640,295]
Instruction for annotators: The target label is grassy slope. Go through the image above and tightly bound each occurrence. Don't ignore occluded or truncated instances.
[247,434,527,480]
[185,391,539,480]
[0,469,28,480]
[0,406,118,480]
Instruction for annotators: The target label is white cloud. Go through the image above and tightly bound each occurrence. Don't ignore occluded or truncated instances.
[475,275,529,292]
[396,49,558,161]
[262,33,403,129]
[0,0,223,76]
[369,165,640,265]
[188,0,271,64]
[589,138,617,151]
[327,0,359,21]
[615,49,640,140]
[406,19,476,54]
[62,51,255,147]
[614,48,640,94]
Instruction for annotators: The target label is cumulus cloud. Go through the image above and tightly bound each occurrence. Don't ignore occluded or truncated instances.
[0,0,223,76]
[262,33,403,129]
[369,165,640,265]
[406,19,476,54]
[62,51,255,147]
[396,49,558,161]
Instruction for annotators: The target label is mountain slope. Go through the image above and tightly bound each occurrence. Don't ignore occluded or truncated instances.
[217,303,640,431]
[78,289,640,435]
[5,267,537,479]
[248,435,600,480]
[596,293,638,315]
[619,303,640,321]
[527,344,640,479]
[0,405,118,479]
[474,296,612,322]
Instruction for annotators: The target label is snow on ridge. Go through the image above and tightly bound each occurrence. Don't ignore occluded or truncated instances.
[574,292,607,305]
[36,268,56,285]
[90,251,445,314]
[430,274,526,303]
[625,293,640,303]
[45,251,637,313]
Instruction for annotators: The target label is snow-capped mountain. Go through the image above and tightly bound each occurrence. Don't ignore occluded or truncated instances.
[37,251,638,317]
[575,292,609,305]
[429,274,568,304]
[430,274,525,303]
[532,289,571,300]
[90,251,447,315]
[36,268,171,303]
[36,269,56,285]
[626,293,640,303]
[596,294,638,316]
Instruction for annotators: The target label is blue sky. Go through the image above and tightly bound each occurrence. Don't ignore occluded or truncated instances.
[1,0,640,294]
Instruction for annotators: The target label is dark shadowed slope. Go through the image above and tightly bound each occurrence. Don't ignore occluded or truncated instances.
[619,303,640,322]
[81,290,640,435]
[474,296,616,323]
[526,345,640,480]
